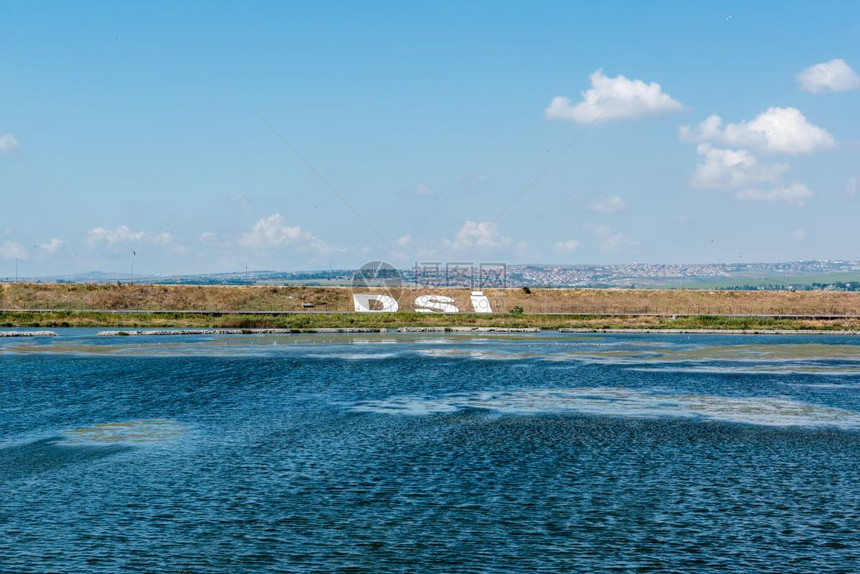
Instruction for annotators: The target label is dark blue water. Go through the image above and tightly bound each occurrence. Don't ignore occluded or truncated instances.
[2,330,859,572]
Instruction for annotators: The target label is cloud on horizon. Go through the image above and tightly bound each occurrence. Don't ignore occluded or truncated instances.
[240,213,331,254]
[0,241,26,259]
[87,225,145,247]
[445,220,511,250]
[554,239,580,253]
[39,238,64,254]
[592,224,635,252]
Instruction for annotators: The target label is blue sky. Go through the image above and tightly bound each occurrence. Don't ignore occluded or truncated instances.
[1,0,859,277]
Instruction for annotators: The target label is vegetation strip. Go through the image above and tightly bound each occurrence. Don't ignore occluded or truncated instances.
[2,310,860,332]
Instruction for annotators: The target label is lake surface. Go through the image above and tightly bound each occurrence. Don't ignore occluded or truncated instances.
[2,330,859,572]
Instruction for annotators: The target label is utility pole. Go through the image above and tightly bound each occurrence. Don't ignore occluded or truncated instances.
[245,263,249,284]
[131,250,136,284]
[15,258,18,283]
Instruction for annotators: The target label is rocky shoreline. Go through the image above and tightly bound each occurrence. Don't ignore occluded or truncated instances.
[396,327,541,333]
[95,328,388,336]
[2,327,857,338]
[0,331,59,337]
[557,328,860,335]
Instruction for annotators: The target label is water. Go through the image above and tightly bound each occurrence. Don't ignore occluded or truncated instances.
[1,330,859,572]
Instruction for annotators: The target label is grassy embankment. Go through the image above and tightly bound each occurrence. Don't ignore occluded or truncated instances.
[2,310,858,331]
[1,283,859,330]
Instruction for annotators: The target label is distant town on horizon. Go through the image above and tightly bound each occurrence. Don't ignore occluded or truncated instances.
[6,259,860,292]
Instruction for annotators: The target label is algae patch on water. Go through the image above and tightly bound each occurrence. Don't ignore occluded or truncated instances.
[352,387,860,430]
[61,419,186,446]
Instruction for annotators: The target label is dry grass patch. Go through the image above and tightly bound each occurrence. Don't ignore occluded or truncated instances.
[2,283,860,317]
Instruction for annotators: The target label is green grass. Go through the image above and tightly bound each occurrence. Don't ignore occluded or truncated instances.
[662,272,860,290]
[1,311,856,331]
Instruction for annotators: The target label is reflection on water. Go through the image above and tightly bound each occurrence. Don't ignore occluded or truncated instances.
[62,419,186,446]
[352,387,860,429]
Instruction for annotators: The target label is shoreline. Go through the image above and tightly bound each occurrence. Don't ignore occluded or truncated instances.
[2,327,859,337]
[557,328,860,335]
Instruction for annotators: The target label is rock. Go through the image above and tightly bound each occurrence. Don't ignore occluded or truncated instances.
[0,331,59,337]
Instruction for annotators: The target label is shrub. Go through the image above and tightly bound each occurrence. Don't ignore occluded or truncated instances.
[509,306,524,316]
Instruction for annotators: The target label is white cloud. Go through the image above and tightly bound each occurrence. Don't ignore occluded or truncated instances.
[415,183,433,196]
[679,114,721,143]
[554,239,580,253]
[397,234,411,246]
[152,233,175,245]
[240,213,330,253]
[679,107,834,155]
[0,241,26,259]
[688,145,811,205]
[151,232,188,254]
[680,108,828,205]
[546,70,684,123]
[691,144,788,189]
[797,59,860,93]
[514,240,534,260]
[39,238,64,253]
[736,183,813,205]
[240,214,310,247]
[446,221,511,250]
[792,228,807,241]
[87,225,145,247]
[199,232,217,241]
[593,224,635,252]
[589,195,626,213]
[233,195,253,214]
[0,133,18,152]
[454,174,490,187]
